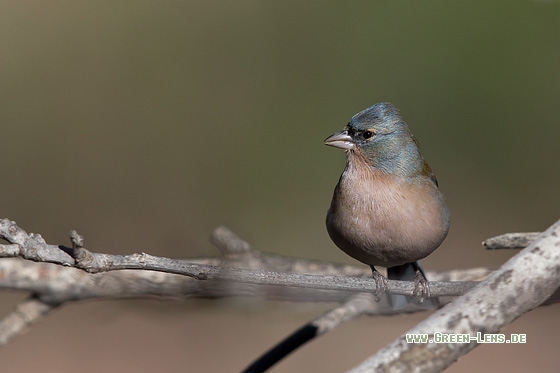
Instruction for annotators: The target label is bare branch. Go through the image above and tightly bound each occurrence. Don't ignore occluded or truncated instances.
[349,219,560,372]
[2,215,559,369]
[210,226,253,256]
[0,220,479,299]
[242,294,377,372]
[483,232,540,249]
[0,220,497,357]
[0,296,58,345]
[239,268,497,372]
[0,219,74,266]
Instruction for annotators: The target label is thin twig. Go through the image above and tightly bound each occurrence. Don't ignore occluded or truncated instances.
[0,296,58,345]
[483,232,541,249]
[242,294,376,373]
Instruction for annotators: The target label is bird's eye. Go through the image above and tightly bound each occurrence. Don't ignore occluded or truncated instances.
[362,130,374,139]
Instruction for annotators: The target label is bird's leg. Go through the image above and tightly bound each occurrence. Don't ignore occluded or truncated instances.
[412,268,431,303]
[369,266,388,302]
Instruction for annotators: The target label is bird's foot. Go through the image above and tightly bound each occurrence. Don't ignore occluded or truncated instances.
[370,268,388,302]
[413,269,431,303]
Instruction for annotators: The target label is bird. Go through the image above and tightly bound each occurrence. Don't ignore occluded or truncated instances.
[324,102,449,308]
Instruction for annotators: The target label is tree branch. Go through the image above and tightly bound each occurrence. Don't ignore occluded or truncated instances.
[242,293,376,373]
[0,295,58,345]
[0,219,489,348]
[0,216,557,373]
[482,232,541,249]
[349,218,560,372]
[0,219,479,299]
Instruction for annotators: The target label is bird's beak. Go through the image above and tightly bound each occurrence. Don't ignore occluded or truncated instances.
[324,130,354,150]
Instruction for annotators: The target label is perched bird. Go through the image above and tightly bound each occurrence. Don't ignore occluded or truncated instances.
[324,102,449,308]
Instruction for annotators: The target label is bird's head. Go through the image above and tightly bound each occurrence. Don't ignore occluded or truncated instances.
[324,102,428,179]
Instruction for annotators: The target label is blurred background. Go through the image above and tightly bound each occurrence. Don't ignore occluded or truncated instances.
[0,1,559,372]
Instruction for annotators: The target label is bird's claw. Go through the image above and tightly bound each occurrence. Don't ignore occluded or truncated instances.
[371,270,388,302]
[413,269,431,303]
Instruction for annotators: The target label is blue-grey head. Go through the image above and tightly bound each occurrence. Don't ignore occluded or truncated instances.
[324,102,434,181]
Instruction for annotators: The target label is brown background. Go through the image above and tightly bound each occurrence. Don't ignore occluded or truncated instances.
[1,1,559,372]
